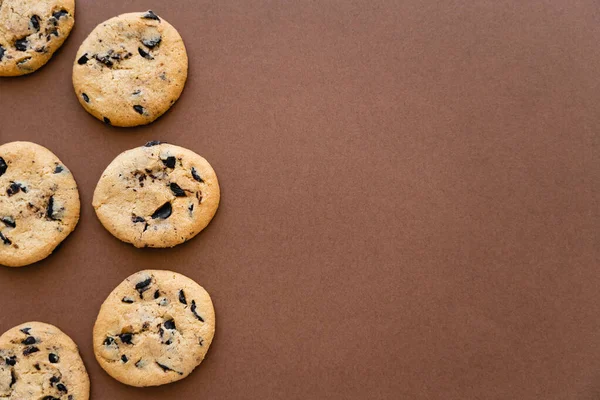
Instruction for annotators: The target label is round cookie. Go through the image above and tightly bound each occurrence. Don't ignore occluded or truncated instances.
[0,142,80,267]
[0,0,75,77]
[72,11,188,127]
[92,142,220,248]
[0,322,90,399]
[93,270,216,387]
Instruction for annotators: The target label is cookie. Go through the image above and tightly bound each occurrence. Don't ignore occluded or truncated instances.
[93,270,215,387]
[72,11,188,127]
[92,142,219,248]
[0,321,90,399]
[0,142,80,267]
[0,0,75,77]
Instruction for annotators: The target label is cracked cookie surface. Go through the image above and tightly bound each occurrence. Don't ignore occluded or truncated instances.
[0,141,80,267]
[92,142,219,248]
[0,0,75,76]
[72,11,188,127]
[0,321,90,399]
[93,270,215,387]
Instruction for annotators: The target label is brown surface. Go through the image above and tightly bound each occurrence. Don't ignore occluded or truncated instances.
[0,0,598,399]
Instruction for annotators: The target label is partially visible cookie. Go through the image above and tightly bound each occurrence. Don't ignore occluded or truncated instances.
[93,270,216,387]
[92,142,220,248]
[0,0,75,76]
[0,142,80,267]
[72,11,188,127]
[0,321,90,399]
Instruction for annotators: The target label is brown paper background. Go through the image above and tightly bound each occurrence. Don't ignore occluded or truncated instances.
[0,0,599,399]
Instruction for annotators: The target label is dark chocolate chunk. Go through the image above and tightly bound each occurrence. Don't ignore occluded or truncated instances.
[142,35,161,48]
[191,167,204,183]
[151,202,172,219]
[7,182,23,196]
[42,397,60,400]
[21,336,36,345]
[103,336,116,346]
[142,10,161,22]
[54,165,64,173]
[103,117,111,125]
[1,217,15,228]
[164,319,176,330]
[19,328,30,334]
[46,196,57,220]
[178,290,187,305]
[49,353,59,363]
[132,216,145,223]
[5,356,17,366]
[35,46,47,53]
[119,333,133,344]
[170,182,186,197]
[143,223,149,232]
[15,38,28,51]
[0,232,11,245]
[156,362,182,374]
[57,383,68,393]
[191,300,205,322]
[94,53,114,67]
[0,46,5,61]
[81,93,89,103]
[23,346,39,355]
[52,9,69,19]
[199,338,204,346]
[135,277,152,298]
[77,54,89,65]
[121,355,128,363]
[30,15,41,31]
[34,363,40,370]
[138,47,153,60]
[0,158,6,177]
[10,369,16,387]
[154,290,160,299]
[162,156,176,168]
[133,105,145,114]
[122,297,135,303]
[188,204,194,213]
[144,140,162,147]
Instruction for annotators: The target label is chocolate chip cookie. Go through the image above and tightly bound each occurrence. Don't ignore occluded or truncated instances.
[0,321,90,399]
[0,142,80,267]
[93,270,215,387]
[72,11,188,127]
[0,0,75,76]
[92,142,220,248]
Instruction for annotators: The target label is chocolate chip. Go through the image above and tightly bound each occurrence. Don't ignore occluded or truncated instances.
[20,328,30,334]
[144,140,162,147]
[46,196,57,220]
[23,346,39,355]
[34,363,40,370]
[49,353,59,363]
[162,157,176,169]
[10,370,16,387]
[191,167,204,183]
[0,232,11,245]
[135,359,144,368]
[15,38,28,51]
[21,336,36,345]
[179,290,187,305]
[57,383,68,393]
[156,362,182,374]
[35,46,47,53]
[164,319,176,330]
[42,397,60,400]
[132,216,145,223]
[151,202,172,219]
[142,10,161,22]
[154,290,160,299]
[53,9,69,19]
[103,336,116,346]
[170,183,186,197]
[142,35,161,48]
[7,182,24,196]
[191,300,205,322]
[121,355,128,363]
[94,53,114,67]
[199,338,204,346]
[133,105,145,114]
[188,204,194,214]
[122,297,134,303]
[138,47,153,60]
[0,46,5,61]
[50,376,60,385]
[119,333,133,344]
[5,356,17,366]
[1,217,15,228]
[103,117,111,125]
[77,54,89,65]
[30,15,41,31]
[81,93,89,103]
[136,277,152,298]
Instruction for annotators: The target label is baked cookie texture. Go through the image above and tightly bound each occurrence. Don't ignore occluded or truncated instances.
[72,11,188,127]
[0,0,75,76]
[0,321,90,400]
[92,142,220,248]
[0,141,80,267]
[93,270,215,387]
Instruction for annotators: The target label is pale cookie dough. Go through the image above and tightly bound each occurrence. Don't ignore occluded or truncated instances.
[92,141,220,248]
[0,321,90,399]
[0,142,80,267]
[93,270,216,387]
[72,11,188,127]
[0,0,75,76]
